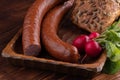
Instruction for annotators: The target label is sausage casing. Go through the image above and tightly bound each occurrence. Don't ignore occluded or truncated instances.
[42,0,80,63]
[22,0,63,56]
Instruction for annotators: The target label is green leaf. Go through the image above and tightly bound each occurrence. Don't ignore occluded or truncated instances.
[107,20,120,32]
[96,20,120,46]
[95,19,120,74]
[106,42,120,62]
[106,30,120,44]
[103,59,120,74]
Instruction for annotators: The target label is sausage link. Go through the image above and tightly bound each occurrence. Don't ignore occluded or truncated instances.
[42,0,80,63]
[22,0,63,56]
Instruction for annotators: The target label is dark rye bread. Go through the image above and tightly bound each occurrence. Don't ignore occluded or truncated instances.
[71,0,120,33]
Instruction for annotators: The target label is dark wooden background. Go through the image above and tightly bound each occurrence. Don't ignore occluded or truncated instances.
[0,0,120,80]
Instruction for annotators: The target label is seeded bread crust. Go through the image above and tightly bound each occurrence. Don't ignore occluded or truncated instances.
[71,0,120,33]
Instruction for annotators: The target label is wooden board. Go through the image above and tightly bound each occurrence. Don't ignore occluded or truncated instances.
[0,0,120,80]
[1,17,106,77]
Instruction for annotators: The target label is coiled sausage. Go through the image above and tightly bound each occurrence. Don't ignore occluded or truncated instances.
[22,0,63,56]
[42,0,80,63]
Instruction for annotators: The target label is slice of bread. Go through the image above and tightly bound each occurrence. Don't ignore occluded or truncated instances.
[71,0,120,33]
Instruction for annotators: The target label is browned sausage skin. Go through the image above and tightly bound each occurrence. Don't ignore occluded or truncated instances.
[42,0,80,63]
[22,0,63,56]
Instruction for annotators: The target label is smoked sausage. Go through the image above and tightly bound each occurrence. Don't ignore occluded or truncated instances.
[42,0,80,63]
[22,0,63,56]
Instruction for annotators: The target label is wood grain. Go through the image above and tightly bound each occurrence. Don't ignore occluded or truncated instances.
[2,19,106,78]
[0,0,120,80]
[0,0,34,53]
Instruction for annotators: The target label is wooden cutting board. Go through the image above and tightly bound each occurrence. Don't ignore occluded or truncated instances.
[1,0,120,80]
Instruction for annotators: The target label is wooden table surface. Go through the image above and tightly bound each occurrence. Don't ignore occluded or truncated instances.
[1,0,120,80]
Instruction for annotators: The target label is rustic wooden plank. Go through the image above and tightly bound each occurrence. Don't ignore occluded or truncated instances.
[92,72,120,80]
[1,68,40,80]
[0,0,34,52]
[0,0,34,33]
[0,0,120,80]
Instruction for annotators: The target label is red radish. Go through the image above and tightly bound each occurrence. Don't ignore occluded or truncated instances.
[72,35,89,52]
[85,40,102,57]
[89,32,100,39]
